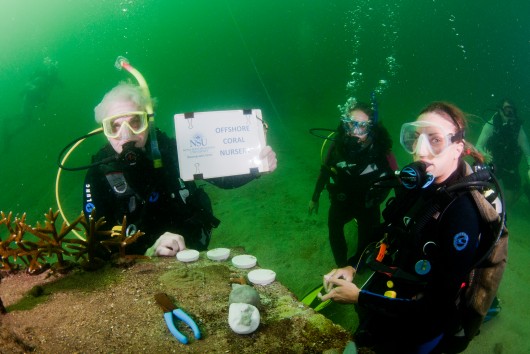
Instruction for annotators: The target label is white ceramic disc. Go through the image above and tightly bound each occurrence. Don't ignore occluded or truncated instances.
[231,255,257,269]
[248,269,276,285]
[207,248,231,261]
[176,249,199,262]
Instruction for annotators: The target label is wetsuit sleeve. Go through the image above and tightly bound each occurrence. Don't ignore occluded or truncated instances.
[476,121,494,153]
[435,194,481,289]
[311,166,330,202]
[311,142,336,202]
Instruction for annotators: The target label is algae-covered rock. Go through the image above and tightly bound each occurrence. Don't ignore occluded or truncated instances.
[228,283,261,307]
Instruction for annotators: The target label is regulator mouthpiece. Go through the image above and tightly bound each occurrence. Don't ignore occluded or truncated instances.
[120,141,140,166]
[398,161,434,190]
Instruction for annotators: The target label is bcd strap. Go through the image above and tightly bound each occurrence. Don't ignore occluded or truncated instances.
[105,171,138,213]
[105,172,133,195]
[367,260,424,284]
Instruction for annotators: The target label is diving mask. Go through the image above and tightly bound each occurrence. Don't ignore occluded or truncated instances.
[502,104,515,118]
[400,121,464,157]
[341,116,372,137]
[102,111,149,139]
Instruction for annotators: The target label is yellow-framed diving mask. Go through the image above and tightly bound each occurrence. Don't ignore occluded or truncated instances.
[102,111,149,139]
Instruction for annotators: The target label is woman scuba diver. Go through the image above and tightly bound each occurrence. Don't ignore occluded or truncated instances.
[320,102,507,354]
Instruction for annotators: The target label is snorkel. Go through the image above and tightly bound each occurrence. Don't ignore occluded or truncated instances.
[114,56,163,168]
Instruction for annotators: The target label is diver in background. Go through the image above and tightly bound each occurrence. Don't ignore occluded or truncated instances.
[83,82,277,257]
[476,98,530,206]
[3,57,61,151]
[308,102,397,268]
[20,56,61,121]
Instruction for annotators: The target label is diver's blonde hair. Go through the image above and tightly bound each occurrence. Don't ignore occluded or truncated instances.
[94,82,152,123]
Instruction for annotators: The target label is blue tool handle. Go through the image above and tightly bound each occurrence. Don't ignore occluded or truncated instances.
[163,312,188,344]
[174,308,201,340]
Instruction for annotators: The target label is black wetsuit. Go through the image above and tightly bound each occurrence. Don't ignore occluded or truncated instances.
[356,161,483,351]
[83,130,255,256]
[486,113,523,189]
[311,127,396,267]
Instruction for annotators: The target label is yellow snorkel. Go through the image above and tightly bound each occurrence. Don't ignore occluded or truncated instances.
[114,56,163,168]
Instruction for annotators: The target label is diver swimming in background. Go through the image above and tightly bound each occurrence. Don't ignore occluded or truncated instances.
[2,57,61,151]
[20,56,61,121]
[308,101,397,268]
[476,98,530,207]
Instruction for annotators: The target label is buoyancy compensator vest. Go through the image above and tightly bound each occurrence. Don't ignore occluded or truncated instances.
[366,160,508,352]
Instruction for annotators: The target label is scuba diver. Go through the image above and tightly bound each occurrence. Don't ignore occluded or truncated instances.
[20,56,61,121]
[66,58,277,258]
[3,56,61,151]
[476,98,530,207]
[320,102,507,353]
[309,100,397,268]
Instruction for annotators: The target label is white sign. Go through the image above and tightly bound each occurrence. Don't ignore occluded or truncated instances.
[174,109,270,181]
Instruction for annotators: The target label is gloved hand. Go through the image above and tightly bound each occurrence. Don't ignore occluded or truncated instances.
[322,266,356,292]
[260,146,277,172]
[319,266,359,303]
[146,232,186,257]
[308,200,319,215]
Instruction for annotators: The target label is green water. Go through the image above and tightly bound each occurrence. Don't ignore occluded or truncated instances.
[1,1,529,351]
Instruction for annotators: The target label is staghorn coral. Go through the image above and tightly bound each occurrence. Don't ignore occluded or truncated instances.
[0,212,29,272]
[100,215,146,267]
[0,208,145,274]
[67,209,112,270]
[21,209,84,274]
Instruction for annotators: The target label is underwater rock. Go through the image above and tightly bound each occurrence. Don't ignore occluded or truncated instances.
[228,303,260,334]
[1,253,353,352]
[229,284,260,307]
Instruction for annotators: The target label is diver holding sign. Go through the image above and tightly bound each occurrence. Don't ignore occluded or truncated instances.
[57,57,277,257]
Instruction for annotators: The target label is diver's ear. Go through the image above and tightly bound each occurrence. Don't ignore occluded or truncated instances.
[455,141,464,158]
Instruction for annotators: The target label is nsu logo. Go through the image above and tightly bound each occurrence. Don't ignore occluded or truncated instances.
[190,133,207,147]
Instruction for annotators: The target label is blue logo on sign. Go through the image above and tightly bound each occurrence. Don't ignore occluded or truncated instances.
[85,202,95,213]
[190,134,207,147]
[453,232,469,251]
[149,192,159,203]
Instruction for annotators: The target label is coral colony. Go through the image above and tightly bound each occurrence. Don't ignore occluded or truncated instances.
[0,208,146,315]
[0,208,145,274]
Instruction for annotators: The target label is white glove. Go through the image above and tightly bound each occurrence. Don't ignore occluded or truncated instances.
[260,145,277,172]
[146,232,186,257]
